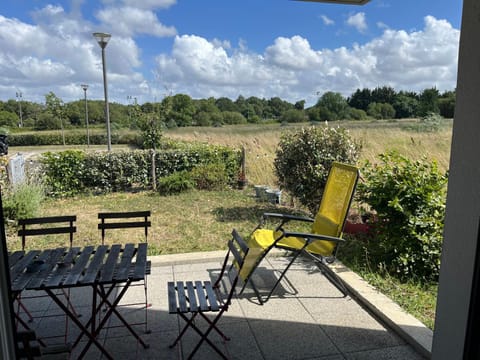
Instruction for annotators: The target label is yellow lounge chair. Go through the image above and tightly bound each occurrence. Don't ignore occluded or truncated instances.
[243,162,359,303]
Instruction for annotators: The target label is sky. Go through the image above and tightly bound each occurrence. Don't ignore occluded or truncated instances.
[0,0,463,106]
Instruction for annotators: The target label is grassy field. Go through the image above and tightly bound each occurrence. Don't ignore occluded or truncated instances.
[166,119,452,186]
[7,119,451,330]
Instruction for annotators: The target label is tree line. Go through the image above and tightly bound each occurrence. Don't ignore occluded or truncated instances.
[0,86,455,131]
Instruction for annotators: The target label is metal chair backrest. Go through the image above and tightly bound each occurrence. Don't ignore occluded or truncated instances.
[98,211,151,245]
[18,215,77,250]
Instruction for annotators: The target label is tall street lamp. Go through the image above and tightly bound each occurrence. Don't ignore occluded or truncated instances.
[93,32,112,151]
[81,84,90,147]
[15,92,23,127]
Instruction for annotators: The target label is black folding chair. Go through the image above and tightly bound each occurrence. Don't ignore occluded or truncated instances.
[168,229,251,359]
[97,211,151,333]
[16,215,78,343]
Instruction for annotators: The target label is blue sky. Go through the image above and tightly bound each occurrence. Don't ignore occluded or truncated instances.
[0,0,463,106]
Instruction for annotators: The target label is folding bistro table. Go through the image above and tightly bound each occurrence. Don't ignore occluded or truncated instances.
[9,243,150,359]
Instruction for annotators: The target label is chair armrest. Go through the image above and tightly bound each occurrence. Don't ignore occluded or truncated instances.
[262,213,314,223]
[281,231,345,244]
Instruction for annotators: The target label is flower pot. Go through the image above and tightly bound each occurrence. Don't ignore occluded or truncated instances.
[344,221,370,235]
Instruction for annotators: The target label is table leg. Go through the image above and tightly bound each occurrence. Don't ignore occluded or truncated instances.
[44,288,114,360]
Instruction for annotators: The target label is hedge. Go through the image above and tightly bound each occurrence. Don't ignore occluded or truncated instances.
[40,144,241,196]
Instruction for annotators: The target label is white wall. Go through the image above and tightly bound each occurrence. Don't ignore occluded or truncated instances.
[432,0,480,358]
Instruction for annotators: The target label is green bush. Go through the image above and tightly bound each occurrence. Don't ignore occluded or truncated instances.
[190,163,228,190]
[356,151,447,281]
[274,126,361,214]
[8,132,135,146]
[406,112,443,133]
[3,183,45,220]
[39,144,241,196]
[41,150,86,196]
[157,171,194,195]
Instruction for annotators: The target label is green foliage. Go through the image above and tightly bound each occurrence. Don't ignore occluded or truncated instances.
[367,102,396,119]
[190,163,228,190]
[438,91,455,118]
[83,151,150,192]
[0,110,19,127]
[7,131,140,146]
[222,111,247,125]
[274,126,361,214]
[3,183,45,220]
[41,150,86,196]
[356,151,447,281]
[393,93,419,118]
[418,87,440,116]
[348,108,368,120]
[314,92,350,121]
[137,97,169,150]
[40,144,241,196]
[157,171,194,195]
[407,112,443,133]
[279,109,306,123]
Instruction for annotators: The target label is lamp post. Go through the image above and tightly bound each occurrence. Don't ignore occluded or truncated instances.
[15,92,23,127]
[93,32,112,151]
[81,84,90,147]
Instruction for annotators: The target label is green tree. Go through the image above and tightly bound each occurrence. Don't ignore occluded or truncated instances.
[268,97,294,119]
[438,91,455,118]
[418,88,440,116]
[222,111,247,125]
[371,86,396,105]
[0,110,19,127]
[215,97,238,112]
[348,88,372,111]
[315,92,349,120]
[367,102,396,119]
[170,94,195,126]
[280,109,306,123]
[44,92,66,144]
[393,92,419,119]
[294,100,306,110]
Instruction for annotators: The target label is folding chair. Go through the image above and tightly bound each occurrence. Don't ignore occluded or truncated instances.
[16,215,78,342]
[97,210,151,333]
[168,229,252,360]
[244,162,359,303]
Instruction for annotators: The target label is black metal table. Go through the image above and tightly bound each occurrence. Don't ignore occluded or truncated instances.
[9,243,149,359]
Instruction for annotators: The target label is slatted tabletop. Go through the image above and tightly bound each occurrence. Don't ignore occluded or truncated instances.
[8,243,149,293]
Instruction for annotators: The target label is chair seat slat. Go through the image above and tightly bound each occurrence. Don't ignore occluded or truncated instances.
[204,282,220,311]
[194,280,209,311]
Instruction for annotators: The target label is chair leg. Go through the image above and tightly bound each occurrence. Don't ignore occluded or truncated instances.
[173,311,229,360]
[143,278,151,334]
[261,249,304,303]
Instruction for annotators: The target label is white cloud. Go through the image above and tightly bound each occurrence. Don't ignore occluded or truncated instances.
[347,12,367,33]
[320,15,335,26]
[0,4,147,103]
[122,0,176,10]
[154,16,459,105]
[0,4,460,108]
[96,6,176,37]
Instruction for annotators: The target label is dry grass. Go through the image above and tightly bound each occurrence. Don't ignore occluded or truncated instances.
[166,120,452,186]
[6,190,301,256]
